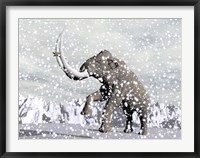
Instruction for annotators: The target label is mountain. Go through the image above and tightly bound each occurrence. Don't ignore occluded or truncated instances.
[19,95,181,129]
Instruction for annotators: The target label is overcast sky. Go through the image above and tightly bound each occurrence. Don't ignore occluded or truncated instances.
[19,19,181,106]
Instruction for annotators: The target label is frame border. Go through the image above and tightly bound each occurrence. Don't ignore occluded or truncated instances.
[0,0,199,158]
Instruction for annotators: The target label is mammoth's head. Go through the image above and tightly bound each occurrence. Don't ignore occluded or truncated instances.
[53,30,119,81]
[79,50,119,78]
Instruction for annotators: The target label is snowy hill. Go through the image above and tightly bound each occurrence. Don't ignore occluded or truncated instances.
[19,94,181,129]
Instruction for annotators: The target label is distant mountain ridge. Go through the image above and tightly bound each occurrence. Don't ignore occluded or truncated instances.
[19,94,181,129]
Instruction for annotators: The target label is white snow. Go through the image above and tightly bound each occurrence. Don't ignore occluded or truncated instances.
[18,19,182,139]
[19,94,181,129]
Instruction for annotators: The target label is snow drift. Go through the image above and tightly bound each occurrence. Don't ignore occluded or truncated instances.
[19,94,181,129]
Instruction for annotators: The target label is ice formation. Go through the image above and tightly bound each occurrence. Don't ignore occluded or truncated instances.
[19,94,181,129]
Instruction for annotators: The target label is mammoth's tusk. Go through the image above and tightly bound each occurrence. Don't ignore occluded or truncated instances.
[54,30,65,69]
[53,28,89,80]
[53,28,66,69]
[53,28,65,56]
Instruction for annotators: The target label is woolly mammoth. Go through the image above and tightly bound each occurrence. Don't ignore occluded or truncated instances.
[53,31,150,135]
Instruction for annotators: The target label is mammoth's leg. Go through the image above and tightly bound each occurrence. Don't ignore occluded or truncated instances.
[124,112,134,133]
[138,106,148,135]
[99,96,122,133]
[122,104,134,133]
[81,90,103,115]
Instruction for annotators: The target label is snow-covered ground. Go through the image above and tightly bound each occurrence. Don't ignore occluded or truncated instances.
[19,123,181,139]
[19,94,181,139]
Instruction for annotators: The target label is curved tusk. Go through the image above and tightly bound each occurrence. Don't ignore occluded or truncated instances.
[54,28,89,80]
[54,28,66,69]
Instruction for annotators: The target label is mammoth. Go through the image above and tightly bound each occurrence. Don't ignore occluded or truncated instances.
[53,31,150,135]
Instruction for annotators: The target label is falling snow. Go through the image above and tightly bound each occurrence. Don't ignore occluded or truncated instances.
[19,19,181,139]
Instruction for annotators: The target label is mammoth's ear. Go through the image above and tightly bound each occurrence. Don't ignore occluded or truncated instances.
[107,59,118,69]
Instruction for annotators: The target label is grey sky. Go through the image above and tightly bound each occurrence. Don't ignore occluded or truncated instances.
[19,19,181,105]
